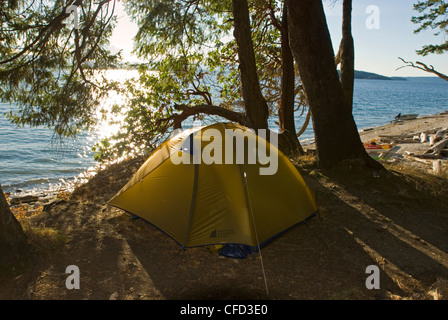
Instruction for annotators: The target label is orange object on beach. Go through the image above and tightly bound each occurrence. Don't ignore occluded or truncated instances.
[363,141,392,150]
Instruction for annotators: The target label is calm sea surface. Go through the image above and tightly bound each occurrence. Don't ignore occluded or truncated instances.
[1,75,447,195]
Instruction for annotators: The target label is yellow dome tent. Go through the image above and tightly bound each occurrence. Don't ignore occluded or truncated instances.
[108,122,317,251]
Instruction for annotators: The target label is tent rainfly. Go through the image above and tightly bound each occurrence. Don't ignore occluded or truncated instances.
[108,122,317,255]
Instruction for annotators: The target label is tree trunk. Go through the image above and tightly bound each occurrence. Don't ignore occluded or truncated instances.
[232,0,269,130]
[337,0,355,112]
[0,184,28,268]
[278,2,304,157]
[286,0,380,168]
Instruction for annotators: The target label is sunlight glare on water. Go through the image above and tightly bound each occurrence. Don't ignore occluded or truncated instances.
[92,69,140,140]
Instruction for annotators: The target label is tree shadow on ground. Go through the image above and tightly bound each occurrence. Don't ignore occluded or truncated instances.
[304,162,448,297]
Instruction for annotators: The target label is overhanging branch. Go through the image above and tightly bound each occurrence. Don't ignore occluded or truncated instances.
[398,57,448,81]
[160,104,248,129]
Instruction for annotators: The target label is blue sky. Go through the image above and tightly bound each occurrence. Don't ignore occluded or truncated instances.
[109,0,448,77]
[324,0,448,77]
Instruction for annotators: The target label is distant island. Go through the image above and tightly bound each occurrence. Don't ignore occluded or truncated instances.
[113,63,409,81]
[338,70,408,81]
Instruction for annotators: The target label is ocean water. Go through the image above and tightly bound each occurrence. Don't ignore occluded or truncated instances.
[352,77,448,130]
[1,76,448,195]
[0,105,97,195]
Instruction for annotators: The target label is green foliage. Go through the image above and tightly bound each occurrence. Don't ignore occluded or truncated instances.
[412,0,448,56]
[1,0,307,163]
[92,0,236,162]
[128,0,232,57]
[91,57,221,163]
[92,0,307,162]
[0,0,121,137]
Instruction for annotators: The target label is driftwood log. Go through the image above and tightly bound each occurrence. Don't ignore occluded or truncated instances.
[379,134,416,143]
[378,128,446,143]
[414,137,448,159]
[430,129,447,146]
[426,137,448,154]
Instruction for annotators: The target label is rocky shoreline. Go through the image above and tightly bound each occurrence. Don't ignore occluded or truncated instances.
[4,189,70,220]
[4,170,97,219]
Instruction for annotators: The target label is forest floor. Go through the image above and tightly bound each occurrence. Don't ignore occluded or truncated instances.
[1,114,448,301]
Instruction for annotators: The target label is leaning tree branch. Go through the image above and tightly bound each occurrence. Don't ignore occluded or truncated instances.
[160,104,248,129]
[266,2,283,32]
[296,108,311,138]
[398,57,448,81]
